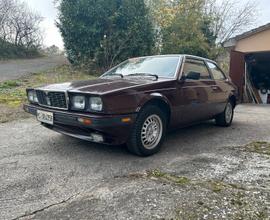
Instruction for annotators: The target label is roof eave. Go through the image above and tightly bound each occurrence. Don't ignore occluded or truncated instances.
[223,38,237,48]
[223,22,270,48]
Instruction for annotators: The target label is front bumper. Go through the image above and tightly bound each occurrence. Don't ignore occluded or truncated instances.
[23,104,137,145]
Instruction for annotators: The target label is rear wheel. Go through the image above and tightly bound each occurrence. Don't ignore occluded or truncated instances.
[215,100,234,127]
[127,105,167,156]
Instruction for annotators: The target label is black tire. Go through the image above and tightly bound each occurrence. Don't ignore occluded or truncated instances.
[215,100,234,127]
[127,105,167,156]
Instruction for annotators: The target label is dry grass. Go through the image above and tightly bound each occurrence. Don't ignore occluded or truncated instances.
[244,141,270,156]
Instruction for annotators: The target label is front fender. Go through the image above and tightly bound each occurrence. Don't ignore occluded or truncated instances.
[136,92,172,113]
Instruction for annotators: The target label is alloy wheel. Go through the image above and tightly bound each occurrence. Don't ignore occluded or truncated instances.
[141,114,163,150]
[225,102,233,124]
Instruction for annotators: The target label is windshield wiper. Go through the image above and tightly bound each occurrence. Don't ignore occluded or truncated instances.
[126,73,159,81]
[104,73,124,79]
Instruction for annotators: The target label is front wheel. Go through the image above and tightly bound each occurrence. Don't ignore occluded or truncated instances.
[215,101,234,127]
[127,105,167,157]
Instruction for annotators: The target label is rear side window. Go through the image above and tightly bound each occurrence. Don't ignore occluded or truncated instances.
[207,62,226,80]
[183,59,211,80]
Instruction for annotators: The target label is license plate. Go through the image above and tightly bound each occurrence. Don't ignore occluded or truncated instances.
[37,110,54,125]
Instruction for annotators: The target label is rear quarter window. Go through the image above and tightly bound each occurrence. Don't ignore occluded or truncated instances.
[207,62,226,80]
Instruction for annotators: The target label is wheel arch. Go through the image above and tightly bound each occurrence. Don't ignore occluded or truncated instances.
[137,93,172,126]
[229,95,237,109]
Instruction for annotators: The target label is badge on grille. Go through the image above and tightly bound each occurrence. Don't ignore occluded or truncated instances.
[46,96,51,106]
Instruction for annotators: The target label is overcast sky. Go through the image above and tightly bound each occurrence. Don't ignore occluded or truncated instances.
[25,0,270,50]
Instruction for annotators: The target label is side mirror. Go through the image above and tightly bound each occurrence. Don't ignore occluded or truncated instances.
[185,71,201,80]
[179,75,186,82]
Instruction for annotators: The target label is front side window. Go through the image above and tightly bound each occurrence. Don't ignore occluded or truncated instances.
[103,56,181,79]
[206,62,226,80]
[183,59,211,80]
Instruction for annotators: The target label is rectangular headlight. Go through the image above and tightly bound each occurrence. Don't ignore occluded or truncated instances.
[89,97,103,111]
[27,90,38,103]
[72,95,86,110]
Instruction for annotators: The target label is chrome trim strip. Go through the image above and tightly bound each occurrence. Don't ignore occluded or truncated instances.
[71,80,123,91]
[174,56,183,80]
[181,85,215,89]
[50,126,96,142]
[178,56,186,80]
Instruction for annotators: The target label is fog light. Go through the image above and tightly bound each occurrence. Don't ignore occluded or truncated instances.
[78,118,92,126]
[91,133,104,143]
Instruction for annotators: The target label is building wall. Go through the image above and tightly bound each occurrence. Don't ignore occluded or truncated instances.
[235,29,270,53]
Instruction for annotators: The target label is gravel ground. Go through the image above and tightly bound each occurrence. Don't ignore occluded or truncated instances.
[0,56,67,82]
[0,104,269,220]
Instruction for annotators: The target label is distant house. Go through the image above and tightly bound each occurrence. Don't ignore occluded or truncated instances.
[223,23,270,104]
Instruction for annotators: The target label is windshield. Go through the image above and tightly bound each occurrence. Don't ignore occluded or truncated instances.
[102,56,181,79]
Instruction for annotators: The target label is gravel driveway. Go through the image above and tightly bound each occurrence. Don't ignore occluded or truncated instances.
[0,104,269,219]
[0,56,67,82]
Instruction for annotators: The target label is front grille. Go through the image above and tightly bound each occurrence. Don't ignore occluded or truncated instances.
[36,90,68,109]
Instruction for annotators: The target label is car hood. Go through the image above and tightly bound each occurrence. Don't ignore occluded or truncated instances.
[36,78,168,95]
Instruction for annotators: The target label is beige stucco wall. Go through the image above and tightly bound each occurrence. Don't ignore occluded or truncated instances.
[235,29,270,53]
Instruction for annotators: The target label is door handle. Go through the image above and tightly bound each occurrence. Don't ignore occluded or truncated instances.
[211,86,219,91]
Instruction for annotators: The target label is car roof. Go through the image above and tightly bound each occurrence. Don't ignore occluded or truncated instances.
[182,54,217,64]
[133,54,217,65]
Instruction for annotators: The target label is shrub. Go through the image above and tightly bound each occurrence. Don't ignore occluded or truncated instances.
[57,0,154,70]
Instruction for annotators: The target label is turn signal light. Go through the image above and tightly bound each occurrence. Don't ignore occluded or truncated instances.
[78,118,92,125]
[122,117,132,123]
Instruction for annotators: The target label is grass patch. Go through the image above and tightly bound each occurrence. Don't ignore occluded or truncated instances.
[201,181,247,193]
[0,80,20,89]
[148,169,191,185]
[0,65,96,107]
[175,190,268,220]
[133,169,265,219]
[147,169,246,193]
[0,65,97,122]
[244,141,270,156]
[197,180,246,193]
[207,180,227,193]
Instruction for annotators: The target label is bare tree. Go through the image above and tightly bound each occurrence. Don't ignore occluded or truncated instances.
[11,4,43,48]
[0,0,15,40]
[147,0,257,45]
[205,0,258,43]
[0,0,43,48]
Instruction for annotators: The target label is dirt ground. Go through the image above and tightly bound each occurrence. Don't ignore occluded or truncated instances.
[0,104,269,220]
[0,56,67,82]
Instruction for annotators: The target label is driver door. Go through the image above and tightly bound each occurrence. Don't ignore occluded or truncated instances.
[176,58,216,125]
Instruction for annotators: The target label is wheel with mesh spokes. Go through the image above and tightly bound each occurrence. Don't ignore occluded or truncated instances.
[127,105,167,156]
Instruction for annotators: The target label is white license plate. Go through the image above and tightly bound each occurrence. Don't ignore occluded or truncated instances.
[37,110,54,125]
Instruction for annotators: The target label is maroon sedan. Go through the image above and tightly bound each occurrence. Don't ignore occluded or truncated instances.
[24,55,238,156]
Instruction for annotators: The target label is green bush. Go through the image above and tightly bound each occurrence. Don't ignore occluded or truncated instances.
[0,39,41,59]
[57,0,154,70]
